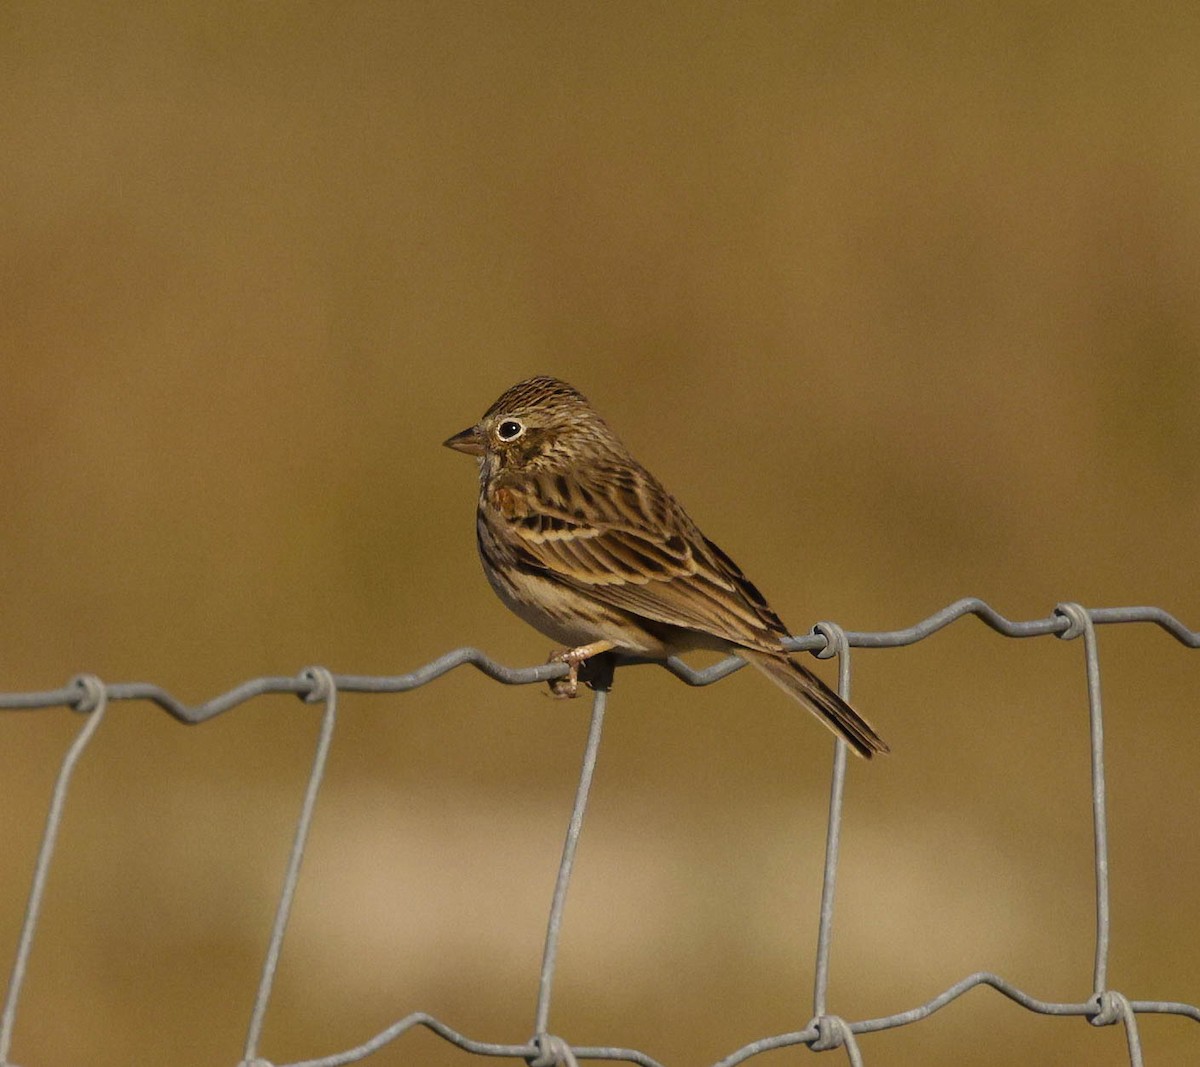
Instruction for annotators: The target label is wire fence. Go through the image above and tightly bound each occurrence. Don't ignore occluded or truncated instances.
[1,598,1197,1067]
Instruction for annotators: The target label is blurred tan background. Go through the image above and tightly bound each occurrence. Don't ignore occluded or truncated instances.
[1,4,1198,1065]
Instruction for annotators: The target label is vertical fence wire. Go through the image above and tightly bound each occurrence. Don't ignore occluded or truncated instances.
[242,668,339,1065]
[534,683,610,1040]
[1074,607,1111,997]
[808,623,865,1066]
[0,677,107,1067]
[811,622,852,1022]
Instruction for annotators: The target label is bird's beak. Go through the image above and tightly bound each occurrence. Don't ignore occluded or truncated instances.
[443,425,485,456]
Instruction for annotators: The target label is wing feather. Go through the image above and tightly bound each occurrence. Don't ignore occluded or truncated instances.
[487,464,788,651]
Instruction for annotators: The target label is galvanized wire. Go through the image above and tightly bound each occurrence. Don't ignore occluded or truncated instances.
[1,599,1197,1067]
[0,676,107,1066]
[242,667,340,1066]
[808,622,856,1059]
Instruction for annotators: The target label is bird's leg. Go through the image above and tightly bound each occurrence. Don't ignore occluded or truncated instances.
[547,640,616,698]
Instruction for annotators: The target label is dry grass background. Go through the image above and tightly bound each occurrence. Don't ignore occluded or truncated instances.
[1,4,1198,1065]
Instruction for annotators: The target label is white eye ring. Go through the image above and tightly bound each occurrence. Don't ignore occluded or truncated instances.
[496,418,525,442]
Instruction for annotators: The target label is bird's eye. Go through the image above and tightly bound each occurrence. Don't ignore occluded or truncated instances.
[496,418,525,441]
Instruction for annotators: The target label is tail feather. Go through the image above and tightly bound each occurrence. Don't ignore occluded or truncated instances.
[739,649,889,759]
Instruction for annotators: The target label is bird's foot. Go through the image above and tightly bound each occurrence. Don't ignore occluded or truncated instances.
[546,640,616,698]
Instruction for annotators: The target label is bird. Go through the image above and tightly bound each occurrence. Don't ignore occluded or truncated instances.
[443,375,888,758]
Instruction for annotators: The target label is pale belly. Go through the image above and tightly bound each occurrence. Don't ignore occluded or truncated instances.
[481,551,738,659]
[482,556,664,653]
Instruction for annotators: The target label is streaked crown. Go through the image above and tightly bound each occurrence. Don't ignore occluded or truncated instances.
[484,375,591,419]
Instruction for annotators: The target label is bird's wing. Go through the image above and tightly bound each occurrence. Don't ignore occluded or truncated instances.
[488,464,789,651]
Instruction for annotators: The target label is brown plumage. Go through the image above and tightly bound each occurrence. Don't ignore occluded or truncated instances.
[444,375,888,758]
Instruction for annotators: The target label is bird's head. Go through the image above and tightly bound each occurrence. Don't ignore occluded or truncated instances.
[443,375,618,477]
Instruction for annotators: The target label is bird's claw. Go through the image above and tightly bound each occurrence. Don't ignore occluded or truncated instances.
[547,648,584,698]
[545,641,617,698]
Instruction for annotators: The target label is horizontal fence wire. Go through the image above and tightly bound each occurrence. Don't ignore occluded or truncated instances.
[0,598,1197,1067]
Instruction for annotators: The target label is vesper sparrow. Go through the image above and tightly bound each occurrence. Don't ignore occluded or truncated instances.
[444,376,888,758]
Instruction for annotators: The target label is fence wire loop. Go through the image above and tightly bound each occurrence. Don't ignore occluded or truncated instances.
[69,673,105,714]
[811,621,848,660]
[807,1014,864,1063]
[300,665,336,704]
[1091,990,1133,1027]
[2,601,1197,1067]
[1054,601,1090,641]
[528,1033,580,1067]
[1089,991,1145,1067]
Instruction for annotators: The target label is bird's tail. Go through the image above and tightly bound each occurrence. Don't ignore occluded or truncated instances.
[738,649,889,759]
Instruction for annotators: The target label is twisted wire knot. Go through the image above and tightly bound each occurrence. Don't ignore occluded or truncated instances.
[527,1033,578,1067]
[1053,602,1091,641]
[806,1014,864,1063]
[69,674,106,714]
[299,666,336,704]
[1089,989,1133,1027]
[809,1013,850,1051]
[812,621,848,661]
